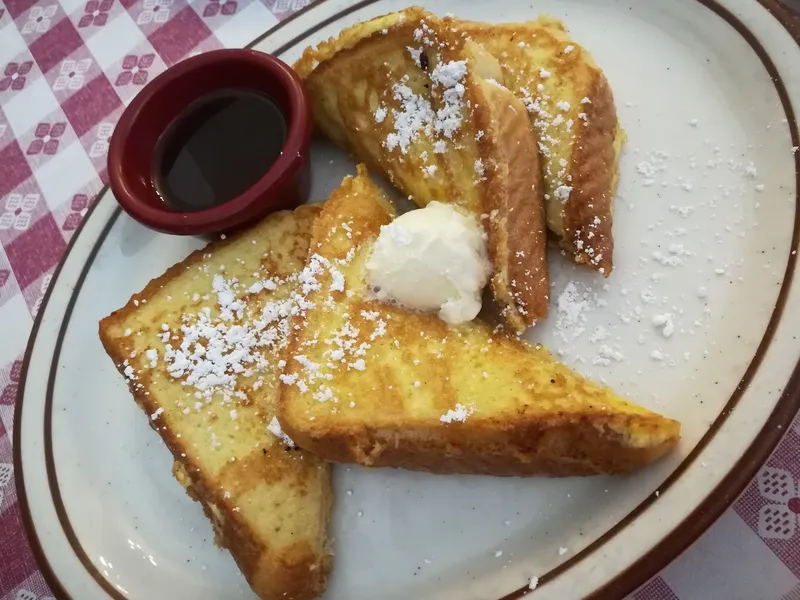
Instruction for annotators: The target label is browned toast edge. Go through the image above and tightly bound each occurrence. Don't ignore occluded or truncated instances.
[283,412,680,477]
[471,77,550,330]
[562,72,618,276]
[455,17,622,276]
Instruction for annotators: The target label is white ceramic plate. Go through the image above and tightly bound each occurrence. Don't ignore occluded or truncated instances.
[14,0,800,599]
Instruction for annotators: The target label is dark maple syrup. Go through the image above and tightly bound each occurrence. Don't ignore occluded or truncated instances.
[153,89,287,213]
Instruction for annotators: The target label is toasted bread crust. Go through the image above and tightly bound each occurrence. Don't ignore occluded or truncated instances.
[457,17,624,275]
[99,206,333,600]
[561,72,618,275]
[296,8,549,330]
[286,413,679,476]
[173,456,333,600]
[294,8,424,79]
[472,78,549,330]
[278,167,680,477]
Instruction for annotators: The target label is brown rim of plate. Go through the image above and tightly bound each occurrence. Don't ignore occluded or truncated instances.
[12,1,800,599]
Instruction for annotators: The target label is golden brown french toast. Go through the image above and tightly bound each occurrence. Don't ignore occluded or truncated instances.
[99,206,332,600]
[294,7,549,332]
[277,166,680,476]
[456,16,624,275]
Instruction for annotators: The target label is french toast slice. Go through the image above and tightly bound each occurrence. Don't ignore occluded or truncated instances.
[99,205,333,600]
[276,166,680,476]
[456,16,624,275]
[294,7,549,332]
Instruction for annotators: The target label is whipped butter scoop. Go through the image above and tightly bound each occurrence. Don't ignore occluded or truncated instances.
[365,201,490,324]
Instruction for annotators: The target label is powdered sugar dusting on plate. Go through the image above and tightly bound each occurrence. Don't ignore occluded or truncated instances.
[528,92,788,414]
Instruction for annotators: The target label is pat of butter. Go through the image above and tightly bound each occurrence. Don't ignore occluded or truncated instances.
[366,202,490,325]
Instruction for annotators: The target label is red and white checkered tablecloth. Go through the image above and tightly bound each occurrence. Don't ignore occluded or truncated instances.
[0,0,799,598]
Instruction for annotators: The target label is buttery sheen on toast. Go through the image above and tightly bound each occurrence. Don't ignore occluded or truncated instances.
[99,206,332,600]
[294,7,549,332]
[457,16,625,275]
[277,167,680,476]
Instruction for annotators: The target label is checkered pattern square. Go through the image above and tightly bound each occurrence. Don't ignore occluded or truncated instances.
[41,44,105,104]
[734,428,800,578]
[17,110,77,176]
[147,4,212,63]
[2,65,56,140]
[4,209,65,290]
[0,247,21,310]
[28,16,83,74]
[75,106,119,177]
[0,563,52,600]
[3,0,41,20]
[0,360,22,406]
[13,3,68,48]
[61,73,121,135]
[51,180,102,238]
[0,55,37,95]
[0,177,50,247]
[0,143,33,199]
[107,46,165,105]
[70,0,126,35]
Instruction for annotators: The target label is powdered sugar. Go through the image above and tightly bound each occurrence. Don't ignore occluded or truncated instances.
[556,282,591,339]
[517,75,578,214]
[384,78,435,154]
[431,59,467,88]
[378,40,470,156]
[145,348,158,368]
[151,247,348,411]
[440,403,475,423]
[284,252,388,404]
[407,46,423,68]
[652,313,675,338]
[554,185,573,203]
[430,59,469,139]
[593,344,624,366]
[636,150,670,186]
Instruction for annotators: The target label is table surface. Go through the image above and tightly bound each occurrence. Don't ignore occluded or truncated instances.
[1,0,799,599]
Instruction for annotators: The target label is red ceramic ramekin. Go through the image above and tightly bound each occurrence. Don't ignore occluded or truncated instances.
[108,49,312,235]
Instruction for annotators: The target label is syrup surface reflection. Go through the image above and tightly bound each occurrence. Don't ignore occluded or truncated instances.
[153,89,287,213]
